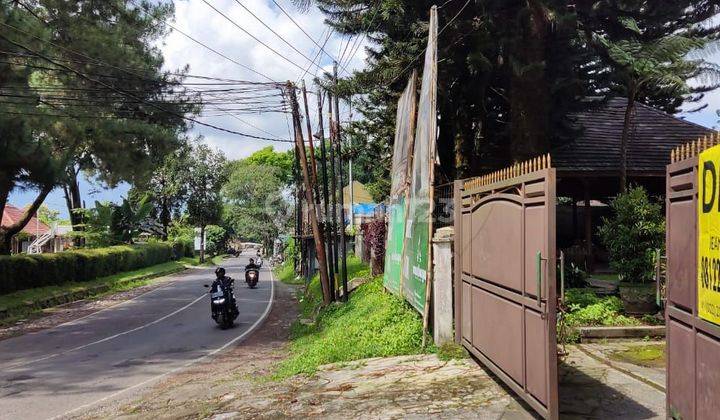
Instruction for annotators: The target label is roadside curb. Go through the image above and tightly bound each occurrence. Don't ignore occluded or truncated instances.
[577,325,665,340]
[0,266,187,321]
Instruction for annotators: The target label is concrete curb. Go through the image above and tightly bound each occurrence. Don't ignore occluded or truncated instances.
[577,325,665,340]
[0,266,186,321]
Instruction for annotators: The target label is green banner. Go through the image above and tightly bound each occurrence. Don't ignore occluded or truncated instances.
[400,6,437,313]
[383,197,406,294]
[382,71,417,294]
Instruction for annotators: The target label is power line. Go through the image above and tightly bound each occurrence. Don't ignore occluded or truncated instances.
[199,0,313,75]
[270,0,350,76]
[0,32,292,143]
[297,27,334,82]
[231,0,326,75]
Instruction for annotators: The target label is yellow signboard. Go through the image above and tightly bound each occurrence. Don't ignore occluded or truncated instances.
[699,145,720,325]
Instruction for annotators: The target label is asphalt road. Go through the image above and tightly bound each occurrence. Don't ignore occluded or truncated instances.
[0,253,274,420]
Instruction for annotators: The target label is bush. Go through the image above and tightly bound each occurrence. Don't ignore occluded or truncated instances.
[172,240,194,259]
[0,243,174,294]
[598,186,665,284]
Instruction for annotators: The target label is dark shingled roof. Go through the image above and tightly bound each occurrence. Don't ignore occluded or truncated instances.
[552,97,715,176]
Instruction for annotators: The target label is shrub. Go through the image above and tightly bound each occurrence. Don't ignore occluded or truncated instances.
[0,243,174,294]
[172,240,194,259]
[598,186,665,283]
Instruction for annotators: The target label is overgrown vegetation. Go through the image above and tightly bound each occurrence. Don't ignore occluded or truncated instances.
[274,256,425,378]
[598,186,665,284]
[564,289,640,328]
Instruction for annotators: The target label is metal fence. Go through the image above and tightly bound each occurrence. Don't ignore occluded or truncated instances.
[433,182,454,228]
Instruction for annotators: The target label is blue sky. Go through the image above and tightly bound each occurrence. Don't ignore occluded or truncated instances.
[7,0,720,218]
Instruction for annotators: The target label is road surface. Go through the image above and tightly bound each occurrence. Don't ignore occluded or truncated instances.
[0,254,273,419]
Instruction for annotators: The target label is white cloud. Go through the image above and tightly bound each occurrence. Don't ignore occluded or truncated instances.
[161,0,370,159]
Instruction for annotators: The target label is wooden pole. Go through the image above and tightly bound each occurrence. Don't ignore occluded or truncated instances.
[301,80,321,206]
[316,86,335,294]
[334,62,349,301]
[328,91,339,300]
[288,82,332,305]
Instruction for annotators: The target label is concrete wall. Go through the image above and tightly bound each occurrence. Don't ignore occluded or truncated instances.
[432,226,454,345]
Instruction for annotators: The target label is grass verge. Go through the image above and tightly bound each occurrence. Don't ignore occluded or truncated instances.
[274,259,303,285]
[273,256,426,379]
[0,258,201,326]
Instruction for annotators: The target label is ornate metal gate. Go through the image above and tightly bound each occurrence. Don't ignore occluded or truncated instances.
[666,138,720,419]
[454,155,558,419]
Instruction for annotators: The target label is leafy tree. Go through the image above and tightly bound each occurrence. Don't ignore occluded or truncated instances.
[0,1,195,254]
[244,146,295,185]
[223,160,291,252]
[185,144,227,263]
[130,144,192,240]
[37,204,61,226]
[584,15,719,190]
[205,224,228,257]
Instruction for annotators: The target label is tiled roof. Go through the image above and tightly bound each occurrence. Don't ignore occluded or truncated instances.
[1,205,50,235]
[552,97,714,174]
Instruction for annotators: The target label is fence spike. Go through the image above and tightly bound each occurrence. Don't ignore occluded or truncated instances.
[691,140,696,156]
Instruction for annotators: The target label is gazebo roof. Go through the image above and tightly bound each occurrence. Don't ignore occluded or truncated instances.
[552,97,715,177]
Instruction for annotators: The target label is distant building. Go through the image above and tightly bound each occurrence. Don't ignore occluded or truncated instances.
[1,205,73,254]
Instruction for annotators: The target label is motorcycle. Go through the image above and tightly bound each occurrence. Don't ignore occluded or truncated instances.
[204,277,239,329]
[245,268,259,288]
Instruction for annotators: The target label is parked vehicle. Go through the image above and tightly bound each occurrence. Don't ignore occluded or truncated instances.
[204,267,239,329]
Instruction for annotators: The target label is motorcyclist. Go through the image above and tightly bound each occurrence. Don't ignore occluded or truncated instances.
[245,258,260,271]
[212,267,238,315]
[255,251,263,267]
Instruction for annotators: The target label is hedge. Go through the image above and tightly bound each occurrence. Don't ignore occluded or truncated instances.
[172,240,194,259]
[0,243,174,295]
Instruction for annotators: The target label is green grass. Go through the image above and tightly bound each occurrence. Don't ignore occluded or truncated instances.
[609,343,666,368]
[563,288,640,327]
[273,257,424,378]
[590,273,620,282]
[437,342,469,361]
[274,259,303,285]
[0,260,189,325]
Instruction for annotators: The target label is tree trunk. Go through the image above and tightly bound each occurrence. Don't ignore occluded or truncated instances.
[64,170,84,246]
[199,224,205,263]
[509,1,551,161]
[619,91,636,193]
[0,185,53,255]
[160,197,170,241]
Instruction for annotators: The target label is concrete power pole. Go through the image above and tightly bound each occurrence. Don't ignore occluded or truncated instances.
[333,62,349,301]
[315,85,335,297]
[287,82,332,305]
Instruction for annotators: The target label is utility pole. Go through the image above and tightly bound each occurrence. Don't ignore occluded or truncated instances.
[287,82,331,305]
[316,85,335,297]
[334,62,349,301]
[301,80,321,207]
[348,99,354,231]
[293,137,301,275]
[328,90,339,300]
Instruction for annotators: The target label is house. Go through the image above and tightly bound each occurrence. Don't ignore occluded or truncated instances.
[1,205,73,254]
[552,97,715,271]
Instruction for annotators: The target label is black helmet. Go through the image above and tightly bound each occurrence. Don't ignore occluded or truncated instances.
[249,258,254,264]
[215,267,225,277]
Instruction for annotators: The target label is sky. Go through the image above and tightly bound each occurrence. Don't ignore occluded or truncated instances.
[9,0,370,218]
[8,1,720,218]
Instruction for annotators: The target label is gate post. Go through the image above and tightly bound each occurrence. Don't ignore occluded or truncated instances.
[453,179,463,344]
[433,226,454,345]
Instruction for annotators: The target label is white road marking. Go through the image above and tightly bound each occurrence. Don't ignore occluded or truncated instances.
[4,293,207,370]
[54,268,276,420]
